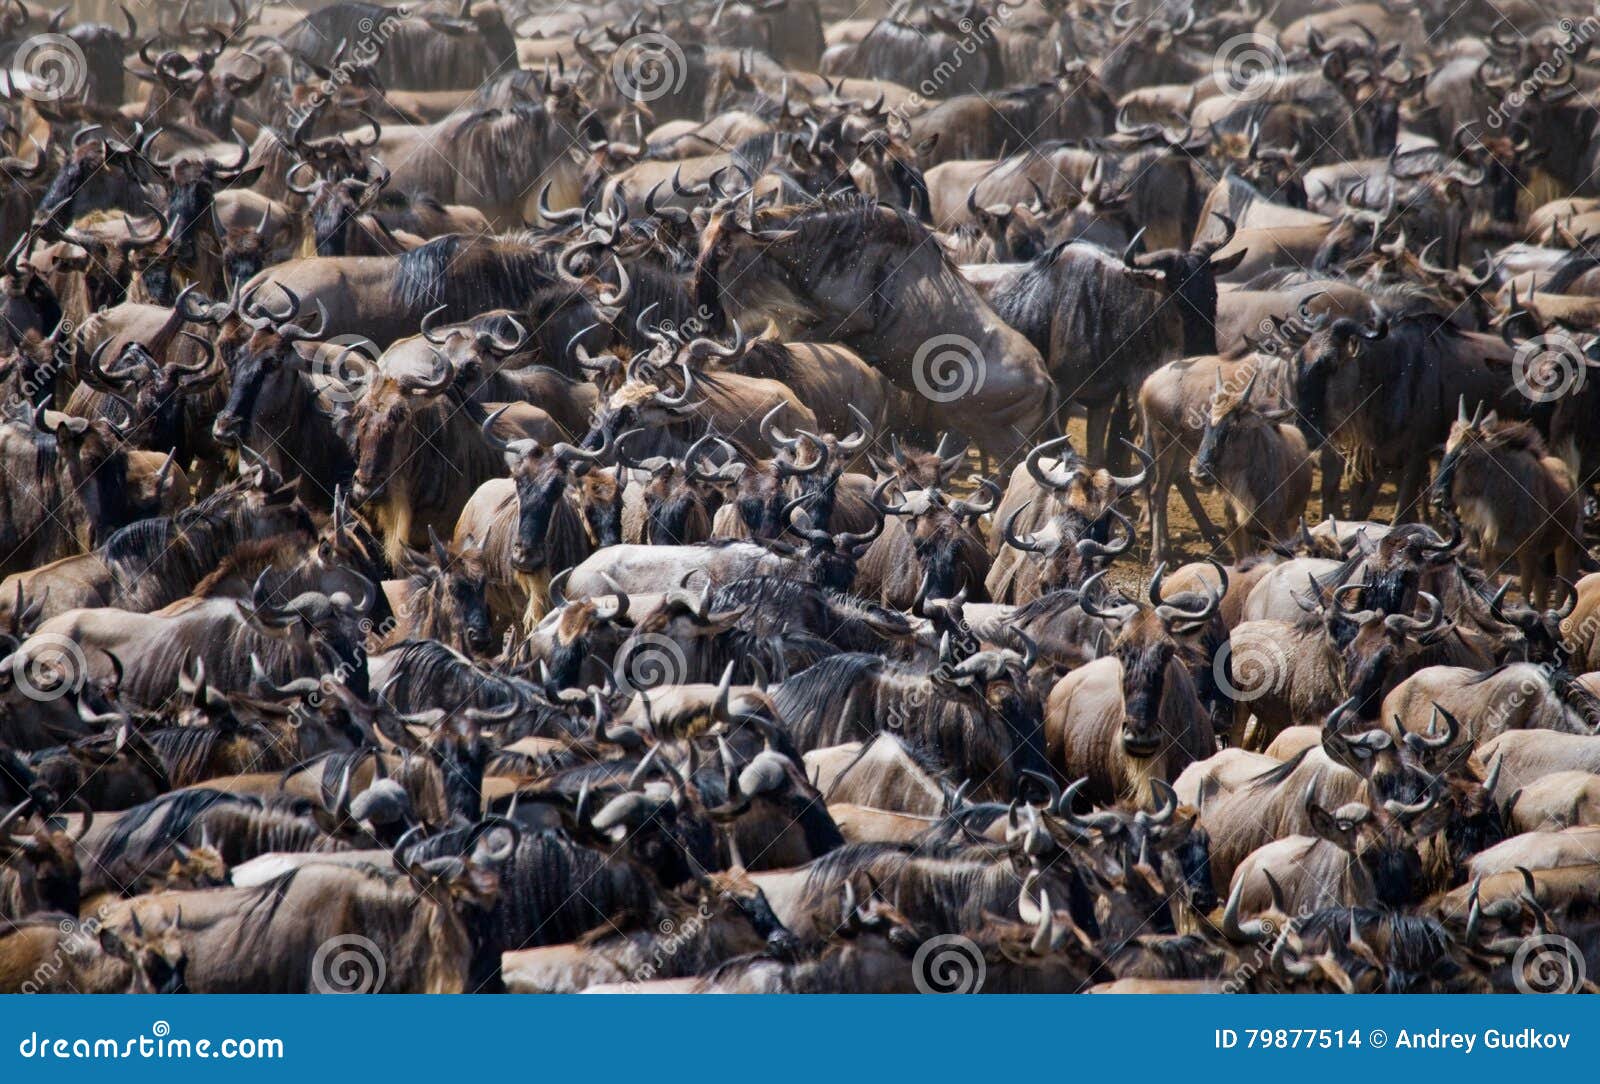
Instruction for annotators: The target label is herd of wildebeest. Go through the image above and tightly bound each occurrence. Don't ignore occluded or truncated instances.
[8,0,1600,995]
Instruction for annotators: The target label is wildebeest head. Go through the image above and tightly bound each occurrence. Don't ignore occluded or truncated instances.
[288,156,394,256]
[148,130,262,264]
[1122,212,1245,355]
[2,234,63,352]
[404,528,494,657]
[584,356,706,450]
[1000,435,1143,592]
[1305,793,1430,909]
[210,282,331,448]
[706,734,845,871]
[534,570,633,689]
[247,574,376,699]
[0,797,86,918]
[1292,302,1390,447]
[1190,366,1296,487]
[879,477,998,602]
[489,429,612,575]
[620,431,730,546]
[868,432,967,492]
[1324,585,1449,714]
[82,317,219,452]
[219,204,276,291]
[1319,698,1426,806]
[760,400,871,529]
[32,126,153,236]
[1079,562,1223,757]
[782,504,883,591]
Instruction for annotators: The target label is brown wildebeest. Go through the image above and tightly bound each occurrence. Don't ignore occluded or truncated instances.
[1431,402,1582,609]
[1189,368,1314,560]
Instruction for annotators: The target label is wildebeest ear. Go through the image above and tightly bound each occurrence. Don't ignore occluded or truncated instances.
[1209,246,1247,274]
[1306,801,1346,846]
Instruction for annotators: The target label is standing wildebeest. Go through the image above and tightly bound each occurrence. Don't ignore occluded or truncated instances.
[985,215,1247,466]
[1189,369,1314,560]
[1291,304,1519,521]
[1045,567,1222,805]
[1431,402,1582,609]
[693,193,1055,466]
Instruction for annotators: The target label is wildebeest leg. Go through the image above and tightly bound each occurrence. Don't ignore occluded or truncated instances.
[1388,457,1428,525]
[1084,403,1109,469]
[1319,446,1343,519]
[1347,470,1382,520]
[1104,393,1132,473]
[1520,554,1542,610]
[1176,474,1222,548]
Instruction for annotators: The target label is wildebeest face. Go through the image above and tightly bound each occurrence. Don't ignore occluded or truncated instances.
[212,327,303,447]
[510,450,573,573]
[350,378,444,503]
